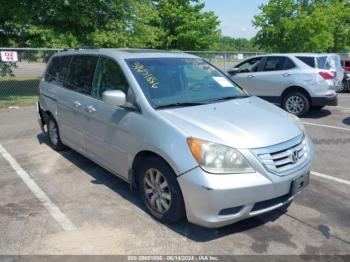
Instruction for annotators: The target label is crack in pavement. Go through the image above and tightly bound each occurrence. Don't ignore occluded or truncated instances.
[278,209,350,246]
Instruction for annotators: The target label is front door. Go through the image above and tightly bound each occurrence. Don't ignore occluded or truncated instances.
[231,56,265,94]
[83,57,134,179]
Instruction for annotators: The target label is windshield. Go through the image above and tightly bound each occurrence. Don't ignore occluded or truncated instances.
[126,58,247,108]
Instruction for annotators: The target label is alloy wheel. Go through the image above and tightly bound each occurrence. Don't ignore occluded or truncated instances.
[143,168,172,214]
[285,95,305,114]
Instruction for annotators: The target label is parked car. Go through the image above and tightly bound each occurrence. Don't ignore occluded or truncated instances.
[227,53,341,116]
[38,49,313,228]
[340,57,350,93]
[341,57,350,72]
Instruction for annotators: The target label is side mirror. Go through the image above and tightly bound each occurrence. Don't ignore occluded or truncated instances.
[227,68,239,76]
[102,90,126,107]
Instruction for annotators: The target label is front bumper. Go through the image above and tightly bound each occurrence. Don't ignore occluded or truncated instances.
[177,139,313,228]
[311,95,338,107]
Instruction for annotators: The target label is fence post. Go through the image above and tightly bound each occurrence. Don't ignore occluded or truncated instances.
[224,52,227,72]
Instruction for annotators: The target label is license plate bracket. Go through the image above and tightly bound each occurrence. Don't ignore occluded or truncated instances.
[291,172,310,195]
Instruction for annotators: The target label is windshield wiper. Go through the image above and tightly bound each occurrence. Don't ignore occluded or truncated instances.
[154,102,205,109]
[204,95,249,103]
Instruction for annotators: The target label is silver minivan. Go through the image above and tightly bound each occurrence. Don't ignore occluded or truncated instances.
[227,53,341,116]
[38,49,313,228]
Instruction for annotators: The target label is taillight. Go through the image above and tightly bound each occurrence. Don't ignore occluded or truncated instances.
[319,72,334,80]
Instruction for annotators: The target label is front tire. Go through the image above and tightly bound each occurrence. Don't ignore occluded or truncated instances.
[47,116,67,151]
[137,157,185,224]
[282,92,310,116]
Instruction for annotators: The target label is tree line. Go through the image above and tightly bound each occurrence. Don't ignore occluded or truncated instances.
[253,0,350,52]
[0,0,349,52]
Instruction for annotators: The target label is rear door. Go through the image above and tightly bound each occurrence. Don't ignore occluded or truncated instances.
[231,56,265,93]
[252,56,296,101]
[57,55,98,153]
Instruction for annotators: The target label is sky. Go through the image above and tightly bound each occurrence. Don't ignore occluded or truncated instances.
[203,0,269,39]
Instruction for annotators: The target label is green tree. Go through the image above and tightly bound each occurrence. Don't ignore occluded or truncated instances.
[253,0,350,52]
[0,0,220,50]
[0,0,161,48]
[151,0,220,50]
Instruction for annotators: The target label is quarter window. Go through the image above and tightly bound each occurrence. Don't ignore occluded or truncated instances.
[65,55,98,94]
[45,56,71,84]
[296,56,316,68]
[92,57,129,99]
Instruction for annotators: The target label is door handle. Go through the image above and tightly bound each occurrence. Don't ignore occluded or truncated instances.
[85,105,96,114]
[73,101,82,108]
[283,73,292,77]
[248,75,255,78]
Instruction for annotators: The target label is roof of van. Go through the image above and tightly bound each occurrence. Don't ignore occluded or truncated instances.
[54,48,198,59]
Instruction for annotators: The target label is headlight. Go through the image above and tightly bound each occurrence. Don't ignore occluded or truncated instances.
[187,138,255,174]
[347,73,350,78]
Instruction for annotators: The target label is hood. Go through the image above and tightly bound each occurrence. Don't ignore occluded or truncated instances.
[159,96,303,149]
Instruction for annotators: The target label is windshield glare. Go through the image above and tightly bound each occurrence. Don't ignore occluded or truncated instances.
[126,58,247,108]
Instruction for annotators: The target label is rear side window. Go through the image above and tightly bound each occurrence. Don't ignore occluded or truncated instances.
[284,58,296,70]
[345,61,350,67]
[296,56,316,68]
[263,57,286,71]
[65,55,98,94]
[45,56,71,84]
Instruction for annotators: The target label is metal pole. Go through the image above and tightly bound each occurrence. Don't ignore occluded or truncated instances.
[224,52,227,72]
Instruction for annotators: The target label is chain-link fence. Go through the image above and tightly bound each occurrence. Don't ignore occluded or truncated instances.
[0,48,60,107]
[1,48,349,107]
[0,48,262,107]
[184,51,264,71]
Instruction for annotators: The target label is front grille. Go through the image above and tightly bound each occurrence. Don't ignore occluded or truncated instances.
[253,135,309,176]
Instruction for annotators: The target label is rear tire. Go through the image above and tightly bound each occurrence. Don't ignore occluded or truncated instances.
[137,157,185,224]
[282,92,310,116]
[47,116,67,151]
[344,79,350,93]
[338,80,347,93]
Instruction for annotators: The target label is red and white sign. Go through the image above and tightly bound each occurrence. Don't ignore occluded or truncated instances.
[1,51,18,62]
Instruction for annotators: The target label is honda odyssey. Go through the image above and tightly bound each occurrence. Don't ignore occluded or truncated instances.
[37,49,313,228]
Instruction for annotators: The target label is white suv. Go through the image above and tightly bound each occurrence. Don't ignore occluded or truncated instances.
[227,53,341,116]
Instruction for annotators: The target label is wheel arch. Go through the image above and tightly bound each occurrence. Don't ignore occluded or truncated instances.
[282,86,311,103]
[130,150,178,191]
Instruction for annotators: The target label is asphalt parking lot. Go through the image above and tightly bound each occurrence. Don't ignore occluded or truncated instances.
[0,94,349,255]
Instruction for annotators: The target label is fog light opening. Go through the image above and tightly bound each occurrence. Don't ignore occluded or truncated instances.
[219,206,244,216]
